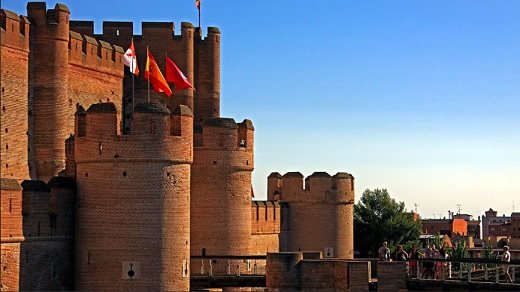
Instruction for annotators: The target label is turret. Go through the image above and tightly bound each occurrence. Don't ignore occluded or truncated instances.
[267,172,282,201]
[190,117,254,272]
[275,171,355,259]
[27,3,70,181]
[194,27,220,123]
[74,102,192,291]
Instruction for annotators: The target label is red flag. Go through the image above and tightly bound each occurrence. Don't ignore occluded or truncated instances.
[144,49,172,97]
[196,0,200,9]
[165,56,195,91]
[123,39,139,76]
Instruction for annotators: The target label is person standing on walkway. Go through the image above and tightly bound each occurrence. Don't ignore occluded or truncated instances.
[501,245,513,283]
[379,241,391,261]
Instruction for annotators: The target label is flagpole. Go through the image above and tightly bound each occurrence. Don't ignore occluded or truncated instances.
[165,52,169,106]
[147,46,150,103]
[131,38,135,112]
[198,6,201,28]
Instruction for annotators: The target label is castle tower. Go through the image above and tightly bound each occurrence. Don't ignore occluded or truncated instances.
[26,3,70,181]
[69,20,219,127]
[190,118,254,264]
[1,9,31,182]
[194,27,220,123]
[277,171,355,259]
[74,102,193,291]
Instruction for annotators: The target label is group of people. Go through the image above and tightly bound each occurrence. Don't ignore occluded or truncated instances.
[377,241,514,283]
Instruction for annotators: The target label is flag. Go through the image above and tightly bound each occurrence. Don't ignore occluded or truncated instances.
[123,39,139,76]
[144,49,172,97]
[196,0,200,9]
[165,56,195,91]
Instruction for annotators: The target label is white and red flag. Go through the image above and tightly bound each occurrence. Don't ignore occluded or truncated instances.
[123,39,139,76]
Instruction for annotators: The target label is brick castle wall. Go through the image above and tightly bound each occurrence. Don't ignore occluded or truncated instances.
[1,10,30,182]
[73,102,193,291]
[251,201,280,255]
[270,172,355,259]
[1,178,75,291]
[190,118,254,273]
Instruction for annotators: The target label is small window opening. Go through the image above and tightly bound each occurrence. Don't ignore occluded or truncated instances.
[116,29,120,36]
[6,144,8,150]
[5,164,8,168]
[9,199,12,213]
[2,106,5,111]
[5,128,8,133]
[213,161,217,165]
[85,173,88,177]
[123,172,127,177]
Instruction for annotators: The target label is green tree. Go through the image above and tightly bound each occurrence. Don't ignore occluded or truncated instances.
[354,188,422,257]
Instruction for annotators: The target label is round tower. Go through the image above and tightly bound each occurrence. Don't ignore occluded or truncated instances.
[331,172,355,259]
[278,171,355,259]
[74,102,193,291]
[27,3,70,181]
[190,117,254,271]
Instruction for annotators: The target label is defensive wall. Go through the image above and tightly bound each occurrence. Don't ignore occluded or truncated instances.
[1,10,30,182]
[266,252,373,291]
[1,177,75,291]
[268,171,355,259]
[73,102,193,291]
[251,201,281,255]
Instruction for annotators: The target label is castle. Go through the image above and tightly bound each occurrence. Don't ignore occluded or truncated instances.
[1,3,355,290]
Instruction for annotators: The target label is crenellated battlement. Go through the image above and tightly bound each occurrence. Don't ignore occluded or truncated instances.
[251,201,281,235]
[69,30,124,74]
[0,9,30,51]
[26,2,70,41]
[195,117,254,150]
[74,102,193,164]
[268,171,355,204]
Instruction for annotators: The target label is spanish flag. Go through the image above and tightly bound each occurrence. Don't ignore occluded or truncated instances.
[196,0,200,10]
[144,48,172,97]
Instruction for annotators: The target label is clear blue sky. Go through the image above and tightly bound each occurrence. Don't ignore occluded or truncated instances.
[3,0,520,219]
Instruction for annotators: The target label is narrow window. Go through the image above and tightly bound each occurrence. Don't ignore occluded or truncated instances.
[9,198,12,213]
[116,29,120,36]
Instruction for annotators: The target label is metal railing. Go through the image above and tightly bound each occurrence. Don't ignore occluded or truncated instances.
[191,255,267,276]
[406,257,519,283]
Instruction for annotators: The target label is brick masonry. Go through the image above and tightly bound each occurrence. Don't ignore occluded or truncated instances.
[1,2,357,290]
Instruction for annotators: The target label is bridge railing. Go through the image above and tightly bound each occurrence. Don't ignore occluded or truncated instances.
[191,255,267,276]
[406,257,520,283]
